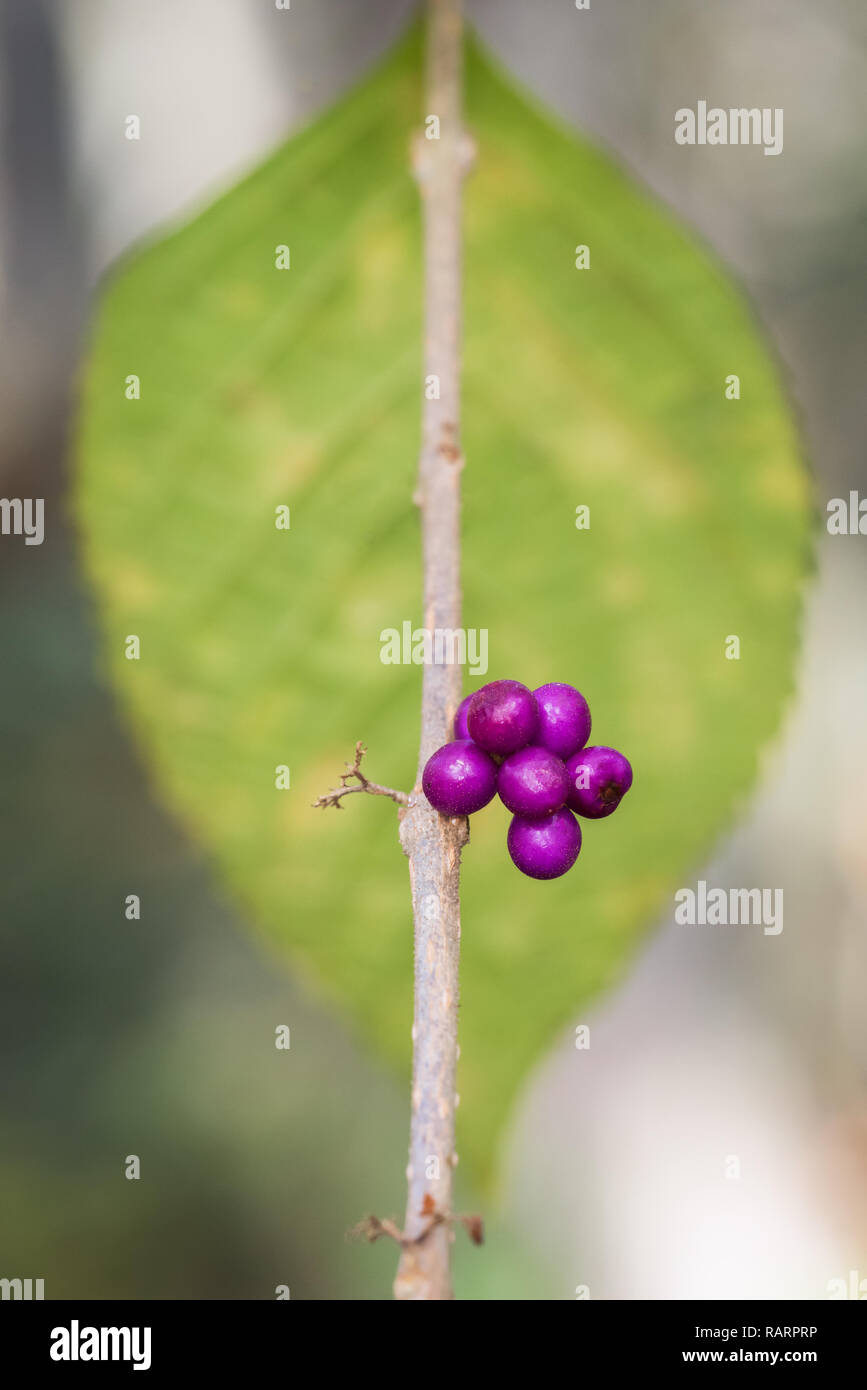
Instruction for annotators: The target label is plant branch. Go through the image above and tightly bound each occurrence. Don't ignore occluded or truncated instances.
[312,742,409,810]
[394,0,472,1302]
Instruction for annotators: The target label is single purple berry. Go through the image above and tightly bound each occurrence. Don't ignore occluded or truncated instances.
[453,693,476,741]
[422,739,498,817]
[507,807,582,880]
[498,745,569,817]
[533,682,591,760]
[467,679,538,756]
[565,745,633,819]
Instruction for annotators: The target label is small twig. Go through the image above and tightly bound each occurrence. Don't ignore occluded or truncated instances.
[312,742,409,810]
[350,1195,483,1250]
[351,1215,409,1246]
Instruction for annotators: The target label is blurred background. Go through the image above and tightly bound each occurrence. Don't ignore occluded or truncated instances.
[1,0,865,1299]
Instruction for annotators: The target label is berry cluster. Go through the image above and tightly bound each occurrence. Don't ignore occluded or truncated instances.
[422,680,632,880]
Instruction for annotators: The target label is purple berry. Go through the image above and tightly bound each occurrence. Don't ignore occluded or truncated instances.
[498,745,569,817]
[453,693,475,741]
[565,745,633,819]
[467,679,538,757]
[533,682,591,760]
[422,739,498,817]
[507,807,582,880]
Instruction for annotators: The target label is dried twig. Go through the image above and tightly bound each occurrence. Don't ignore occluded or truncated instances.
[312,742,409,810]
[351,1195,483,1251]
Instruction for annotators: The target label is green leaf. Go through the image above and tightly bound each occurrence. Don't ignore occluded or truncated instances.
[75,25,813,1181]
